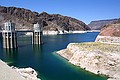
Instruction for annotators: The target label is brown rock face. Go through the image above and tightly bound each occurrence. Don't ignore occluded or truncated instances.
[88,18,119,30]
[0,6,90,31]
[99,23,120,37]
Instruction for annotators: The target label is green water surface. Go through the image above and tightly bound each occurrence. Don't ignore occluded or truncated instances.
[0,32,107,80]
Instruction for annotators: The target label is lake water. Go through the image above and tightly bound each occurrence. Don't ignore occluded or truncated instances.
[0,32,107,80]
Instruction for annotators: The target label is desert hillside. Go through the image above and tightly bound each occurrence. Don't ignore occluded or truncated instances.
[88,18,120,30]
[0,6,90,31]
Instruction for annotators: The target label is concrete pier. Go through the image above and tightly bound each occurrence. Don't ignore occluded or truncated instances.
[32,22,42,44]
[2,21,17,48]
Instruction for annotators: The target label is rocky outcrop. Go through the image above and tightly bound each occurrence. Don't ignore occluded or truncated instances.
[95,21,120,44]
[88,18,119,30]
[0,60,40,80]
[57,42,120,80]
[13,67,40,80]
[99,23,120,37]
[0,6,89,31]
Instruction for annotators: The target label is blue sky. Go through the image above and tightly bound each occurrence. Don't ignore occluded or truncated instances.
[0,0,120,24]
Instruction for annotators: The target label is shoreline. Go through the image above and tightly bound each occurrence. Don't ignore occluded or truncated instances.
[0,60,40,80]
[1,30,100,37]
[24,30,99,36]
[56,42,120,80]
[95,35,120,45]
[25,30,88,36]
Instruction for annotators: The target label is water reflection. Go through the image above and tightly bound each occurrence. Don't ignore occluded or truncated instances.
[3,48,18,66]
[32,44,43,63]
[32,44,42,54]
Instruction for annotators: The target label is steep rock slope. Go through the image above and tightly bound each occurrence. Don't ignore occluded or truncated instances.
[99,23,120,37]
[0,6,89,31]
[88,18,119,30]
[99,19,120,37]
[95,20,120,44]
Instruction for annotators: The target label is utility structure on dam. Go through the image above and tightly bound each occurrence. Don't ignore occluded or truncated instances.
[2,20,17,48]
[1,21,42,48]
[32,22,42,44]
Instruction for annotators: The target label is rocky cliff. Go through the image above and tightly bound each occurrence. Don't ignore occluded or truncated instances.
[95,20,120,44]
[88,18,119,30]
[99,23,120,37]
[0,6,89,31]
